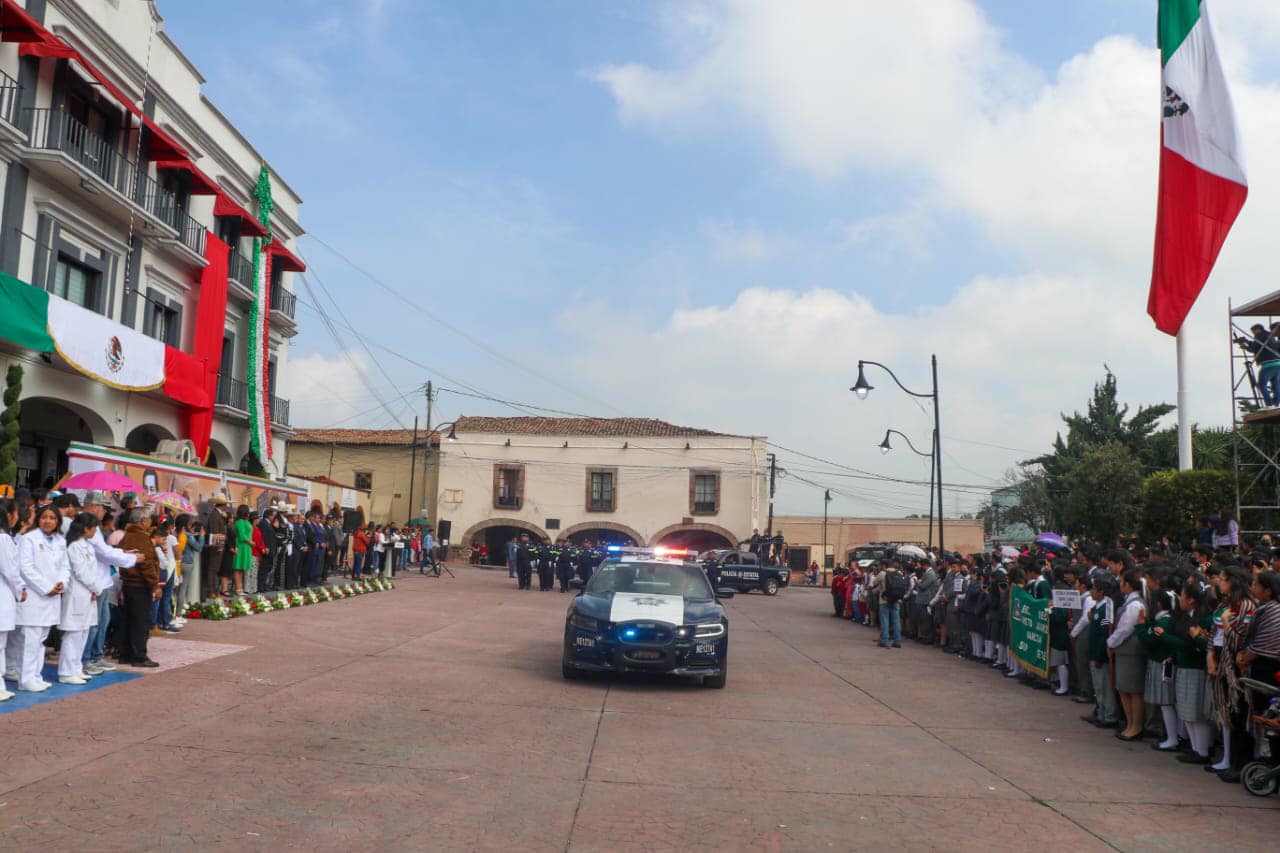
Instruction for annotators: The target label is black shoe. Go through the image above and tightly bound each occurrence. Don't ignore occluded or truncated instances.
[1217,769,1242,784]
[1071,695,1094,704]
[130,658,160,669]
[892,642,901,648]
[1176,753,1210,765]
[1079,714,1100,725]
[1115,731,1144,742]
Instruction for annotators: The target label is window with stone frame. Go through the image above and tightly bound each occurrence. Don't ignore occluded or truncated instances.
[690,470,720,515]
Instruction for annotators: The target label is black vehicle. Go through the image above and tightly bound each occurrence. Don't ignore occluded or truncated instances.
[562,558,732,688]
[700,550,789,596]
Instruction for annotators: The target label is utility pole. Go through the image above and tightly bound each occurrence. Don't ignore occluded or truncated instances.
[406,415,419,525]
[765,452,777,537]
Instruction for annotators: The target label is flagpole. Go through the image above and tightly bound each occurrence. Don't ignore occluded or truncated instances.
[1176,325,1193,471]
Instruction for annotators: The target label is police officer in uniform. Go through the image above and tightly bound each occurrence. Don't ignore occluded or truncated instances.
[537,538,555,591]
[515,533,534,590]
[556,540,577,592]
[576,539,595,585]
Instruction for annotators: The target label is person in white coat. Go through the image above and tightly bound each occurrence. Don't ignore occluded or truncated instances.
[58,513,106,685]
[14,505,68,692]
[0,498,28,701]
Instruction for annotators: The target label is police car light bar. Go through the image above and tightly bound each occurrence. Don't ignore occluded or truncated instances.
[606,546,701,560]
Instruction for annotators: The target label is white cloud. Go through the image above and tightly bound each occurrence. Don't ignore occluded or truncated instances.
[579,0,1280,514]
[283,351,412,429]
[700,218,792,262]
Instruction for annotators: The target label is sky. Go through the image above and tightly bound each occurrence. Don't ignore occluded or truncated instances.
[156,0,1280,518]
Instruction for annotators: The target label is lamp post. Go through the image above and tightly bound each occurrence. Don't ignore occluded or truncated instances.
[878,428,936,548]
[822,488,832,587]
[852,354,944,554]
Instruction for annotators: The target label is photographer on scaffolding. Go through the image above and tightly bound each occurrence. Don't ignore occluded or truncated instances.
[1238,322,1280,407]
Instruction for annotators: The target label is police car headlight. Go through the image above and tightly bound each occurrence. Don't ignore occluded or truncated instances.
[693,623,725,639]
[571,613,600,632]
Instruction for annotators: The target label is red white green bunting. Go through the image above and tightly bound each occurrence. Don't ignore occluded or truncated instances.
[247,165,275,465]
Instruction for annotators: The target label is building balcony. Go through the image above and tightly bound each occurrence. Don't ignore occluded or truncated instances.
[215,374,290,427]
[227,248,255,300]
[269,282,297,334]
[21,107,208,264]
[0,68,23,144]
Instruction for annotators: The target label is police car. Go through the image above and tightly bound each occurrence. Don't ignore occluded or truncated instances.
[562,547,732,688]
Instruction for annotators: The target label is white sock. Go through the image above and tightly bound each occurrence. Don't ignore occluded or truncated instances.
[1212,726,1232,770]
[1159,706,1180,748]
[1057,665,1069,692]
[1187,722,1211,757]
[984,640,994,659]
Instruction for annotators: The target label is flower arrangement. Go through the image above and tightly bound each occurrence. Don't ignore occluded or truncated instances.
[343,583,357,596]
[202,598,233,621]
[305,588,320,604]
[272,594,291,610]
[228,597,253,617]
[327,586,342,599]
[289,591,306,607]
[369,578,384,592]
[252,595,273,614]
[316,586,333,601]
[184,602,203,619]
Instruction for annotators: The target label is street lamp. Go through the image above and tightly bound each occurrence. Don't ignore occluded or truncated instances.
[878,428,936,549]
[852,354,945,554]
[822,489,832,587]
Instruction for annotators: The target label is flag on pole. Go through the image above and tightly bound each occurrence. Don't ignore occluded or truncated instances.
[247,165,275,465]
[1147,0,1247,336]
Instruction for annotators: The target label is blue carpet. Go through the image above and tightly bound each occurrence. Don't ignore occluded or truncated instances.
[0,663,141,716]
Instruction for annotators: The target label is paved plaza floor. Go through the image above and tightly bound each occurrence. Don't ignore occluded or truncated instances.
[0,569,1277,850]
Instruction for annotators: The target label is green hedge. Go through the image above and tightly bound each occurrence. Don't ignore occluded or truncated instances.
[1140,469,1234,540]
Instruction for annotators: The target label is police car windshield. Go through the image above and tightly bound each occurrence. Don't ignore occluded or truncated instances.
[587,561,714,598]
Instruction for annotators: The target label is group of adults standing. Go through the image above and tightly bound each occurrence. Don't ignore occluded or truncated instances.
[201,499,349,597]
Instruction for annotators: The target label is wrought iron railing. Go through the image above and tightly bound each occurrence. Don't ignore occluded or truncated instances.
[228,249,255,291]
[215,374,248,410]
[0,68,21,130]
[270,395,291,426]
[270,283,297,320]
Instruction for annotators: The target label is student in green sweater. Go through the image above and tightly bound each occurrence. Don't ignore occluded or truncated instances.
[1136,572,1179,752]
[1162,579,1216,764]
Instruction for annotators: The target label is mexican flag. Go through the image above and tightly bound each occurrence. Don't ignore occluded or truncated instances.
[247,165,275,465]
[1147,0,1247,336]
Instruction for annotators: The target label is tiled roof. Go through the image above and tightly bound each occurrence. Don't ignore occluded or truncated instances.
[290,428,422,447]
[292,417,736,444]
[452,416,733,438]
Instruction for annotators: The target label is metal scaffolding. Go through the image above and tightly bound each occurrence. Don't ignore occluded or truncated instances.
[1229,291,1280,535]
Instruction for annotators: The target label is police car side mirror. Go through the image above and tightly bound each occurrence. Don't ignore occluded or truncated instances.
[716,587,735,599]
[569,578,585,590]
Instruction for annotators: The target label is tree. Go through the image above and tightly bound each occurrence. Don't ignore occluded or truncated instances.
[1140,469,1234,541]
[0,364,21,488]
[1060,442,1143,543]
[1141,425,1233,471]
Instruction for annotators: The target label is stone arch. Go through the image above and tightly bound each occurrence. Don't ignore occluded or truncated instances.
[206,438,234,470]
[20,395,116,446]
[125,423,175,455]
[461,517,550,547]
[649,522,740,551]
[561,521,644,547]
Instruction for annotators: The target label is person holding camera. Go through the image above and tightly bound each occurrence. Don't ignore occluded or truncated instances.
[1239,322,1280,407]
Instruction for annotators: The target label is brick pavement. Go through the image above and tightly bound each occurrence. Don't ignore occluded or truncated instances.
[0,569,1277,850]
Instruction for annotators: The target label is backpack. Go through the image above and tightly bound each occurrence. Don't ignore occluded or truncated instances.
[884,570,908,604]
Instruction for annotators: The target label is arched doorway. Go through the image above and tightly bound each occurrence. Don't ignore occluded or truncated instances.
[561,522,643,548]
[125,423,174,455]
[206,438,234,470]
[16,397,114,490]
[650,522,739,554]
[460,518,549,567]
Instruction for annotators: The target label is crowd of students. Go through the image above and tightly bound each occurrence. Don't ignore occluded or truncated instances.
[829,540,1280,787]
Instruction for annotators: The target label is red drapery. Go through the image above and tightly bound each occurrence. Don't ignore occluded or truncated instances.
[180,233,231,462]
[152,159,220,195]
[0,0,45,43]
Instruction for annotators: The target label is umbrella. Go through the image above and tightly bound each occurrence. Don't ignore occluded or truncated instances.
[896,544,928,560]
[61,470,144,493]
[1035,532,1068,551]
[999,545,1020,558]
[149,491,194,514]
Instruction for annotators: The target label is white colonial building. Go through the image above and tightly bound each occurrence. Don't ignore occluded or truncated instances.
[434,416,769,557]
[0,0,302,486]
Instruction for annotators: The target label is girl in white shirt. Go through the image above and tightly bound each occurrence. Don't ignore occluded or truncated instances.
[0,498,27,702]
[14,505,68,692]
[58,513,106,685]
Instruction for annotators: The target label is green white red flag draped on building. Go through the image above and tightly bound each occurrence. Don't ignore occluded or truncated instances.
[1147,0,1247,335]
[247,165,275,466]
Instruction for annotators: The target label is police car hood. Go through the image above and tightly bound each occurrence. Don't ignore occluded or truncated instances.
[575,592,721,625]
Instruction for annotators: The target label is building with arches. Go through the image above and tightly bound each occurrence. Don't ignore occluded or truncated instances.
[435,416,768,563]
[0,0,302,488]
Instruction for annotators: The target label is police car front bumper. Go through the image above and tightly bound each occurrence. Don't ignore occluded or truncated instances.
[565,621,726,675]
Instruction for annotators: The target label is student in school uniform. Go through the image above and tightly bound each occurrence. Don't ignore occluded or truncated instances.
[1047,565,1074,695]
[1069,572,1096,704]
[0,498,26,701]
[57,513,106,685]
[1136,575,1179,752]
[13,505,68,691]
[1108,570,1148,740]
[1166,579,1216,763]
[1083,576,1119,729]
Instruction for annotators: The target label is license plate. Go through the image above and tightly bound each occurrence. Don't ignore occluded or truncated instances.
[575,637,595,648]
[695,643,716,655]
[630,650,661,660]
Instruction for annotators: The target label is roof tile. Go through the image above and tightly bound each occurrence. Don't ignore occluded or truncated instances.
[292,416,735,445]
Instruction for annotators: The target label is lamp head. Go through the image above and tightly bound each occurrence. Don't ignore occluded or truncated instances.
[878,431,892,455]
[446,425,457,442]
[851,364,873,399]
